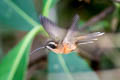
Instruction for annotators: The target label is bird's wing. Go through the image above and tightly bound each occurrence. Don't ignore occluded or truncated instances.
[39,15,66,41]
[76,32,104,44]
[63,14,79,43]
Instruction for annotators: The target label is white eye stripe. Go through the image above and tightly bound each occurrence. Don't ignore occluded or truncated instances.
[48,42,57,46]
[49,42,55,44]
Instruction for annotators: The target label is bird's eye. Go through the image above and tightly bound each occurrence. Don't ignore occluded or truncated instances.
[48,44,57,49]
[46,41,57,49]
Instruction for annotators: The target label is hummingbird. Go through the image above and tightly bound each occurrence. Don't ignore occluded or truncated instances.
[31,14,104,60]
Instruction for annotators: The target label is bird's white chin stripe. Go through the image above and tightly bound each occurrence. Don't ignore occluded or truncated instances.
[46,46,53,50]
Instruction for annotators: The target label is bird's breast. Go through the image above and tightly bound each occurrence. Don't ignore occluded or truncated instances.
[52,43,77,54]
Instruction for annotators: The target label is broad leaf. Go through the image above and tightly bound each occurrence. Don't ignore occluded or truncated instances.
[48,52,99,80]
[0,0,39,31]
[0,27,40,80]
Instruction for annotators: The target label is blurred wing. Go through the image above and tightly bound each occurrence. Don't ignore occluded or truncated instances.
[76,32,104,44]
[63,14,79,43]
[39,15,66,40]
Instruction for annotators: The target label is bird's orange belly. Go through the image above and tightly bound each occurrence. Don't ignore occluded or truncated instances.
[53,43,76,54]
[63,45,73,54]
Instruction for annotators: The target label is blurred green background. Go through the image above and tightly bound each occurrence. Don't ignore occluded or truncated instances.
[0,0,120,80]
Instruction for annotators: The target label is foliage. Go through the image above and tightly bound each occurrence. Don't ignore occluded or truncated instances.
[0,0,119,80]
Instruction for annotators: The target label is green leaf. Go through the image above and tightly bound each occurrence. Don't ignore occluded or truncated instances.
[0,0,49,79]
[43,0,59,8]
[42,0,59,17]
[48,52,99,80]
[0,27,40,80]
[0,40,3,58]
[0,0,39,31]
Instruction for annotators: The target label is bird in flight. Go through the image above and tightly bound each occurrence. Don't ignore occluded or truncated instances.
[31,14,104,58]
